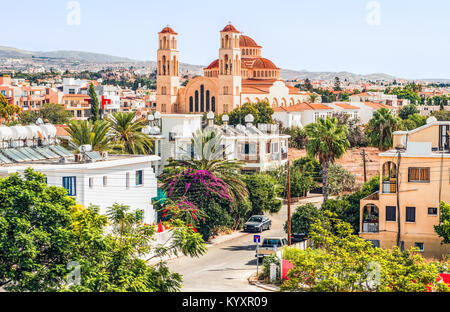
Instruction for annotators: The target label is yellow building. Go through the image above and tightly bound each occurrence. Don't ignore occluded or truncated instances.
[155,24,310,115]
[360,118,450,258]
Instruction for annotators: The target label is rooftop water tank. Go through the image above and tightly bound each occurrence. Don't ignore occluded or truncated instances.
[0,126,13,141]
[10,126,27,140]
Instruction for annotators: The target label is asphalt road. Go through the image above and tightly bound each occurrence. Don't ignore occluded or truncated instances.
[167,202,293,292]
[167,196,324,292]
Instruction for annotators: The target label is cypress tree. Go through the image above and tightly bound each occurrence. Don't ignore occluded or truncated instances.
[88,83,100,121]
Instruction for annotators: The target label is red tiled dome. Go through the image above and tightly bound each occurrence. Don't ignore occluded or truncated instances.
[240,35,260,48]
[206,59,219,69]
[159,26,177,35]
[221,24,240,33]
[245,58,278,70]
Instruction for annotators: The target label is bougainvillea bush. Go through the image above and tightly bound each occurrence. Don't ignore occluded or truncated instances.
[161,169,236,240]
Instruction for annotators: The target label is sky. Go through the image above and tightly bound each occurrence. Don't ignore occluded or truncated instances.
[2,0,449,79]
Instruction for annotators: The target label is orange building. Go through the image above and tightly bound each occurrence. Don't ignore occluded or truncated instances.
[62,94,91,120]
[359,118,450,258]
[155,24,311,115]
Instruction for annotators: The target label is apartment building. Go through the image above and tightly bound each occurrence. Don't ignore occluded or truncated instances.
[144,113,289,175]
[62,94,91,120]
[359,118,450,258]
[0,123,160,224]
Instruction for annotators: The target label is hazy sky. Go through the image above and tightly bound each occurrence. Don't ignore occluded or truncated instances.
[3,0,449,79]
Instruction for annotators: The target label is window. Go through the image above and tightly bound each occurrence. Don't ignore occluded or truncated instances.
[406,206,416,222]
[126,172,130,189]
[428,207,438,216]
[62,177,76,196]
[414,242,424,252]
[366,239,380,248]
[89,177,94,189]
[386,206,396,221]
[136,170,143,186]
[242,143,256,155]
[408,167,430,182]
[103,176,108,187]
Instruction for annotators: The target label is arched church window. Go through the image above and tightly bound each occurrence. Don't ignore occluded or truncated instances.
[211,96,216,112]
[189,96,193,112]
[200,85,205,112]
[206,90,210,111]
[195,90,199,112]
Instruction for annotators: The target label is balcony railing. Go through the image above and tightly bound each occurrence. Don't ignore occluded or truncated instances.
[382,181,396,194]
[362,222,379,233]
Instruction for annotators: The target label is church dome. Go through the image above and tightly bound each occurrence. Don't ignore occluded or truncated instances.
[221,24,240,33]
[206,59,219,69]
[240,35,260,48]
[159,26,177,34]
[247,58,279,70]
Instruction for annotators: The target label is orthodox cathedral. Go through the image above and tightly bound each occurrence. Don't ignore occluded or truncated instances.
[156,24,309,115]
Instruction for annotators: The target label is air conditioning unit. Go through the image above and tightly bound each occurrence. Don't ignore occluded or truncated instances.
[74,154,83,162]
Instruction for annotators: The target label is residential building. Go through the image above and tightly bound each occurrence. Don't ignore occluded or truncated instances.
[62,94,91,120]
[359,118,450,258]
[0,124,160,224]
[144,112,289,175]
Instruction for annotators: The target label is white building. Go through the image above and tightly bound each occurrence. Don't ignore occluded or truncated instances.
[144,113,289,174]
[62,78,90,95]
[95,85,121,114]
[0,124,160,225]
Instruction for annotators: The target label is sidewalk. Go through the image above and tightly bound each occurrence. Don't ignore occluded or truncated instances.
[248,273,280,292]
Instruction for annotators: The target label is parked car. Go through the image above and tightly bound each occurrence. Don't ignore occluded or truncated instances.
[256,237,288,263]
[243,215,271,233]
[291,233,307,243]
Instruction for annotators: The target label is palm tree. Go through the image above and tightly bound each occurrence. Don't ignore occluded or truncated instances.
[305,117,350,202]
[66,119,112,152]
[108,112,153,155]
[161,129,248,202]
[308,94,318,103]
[366,108,399,151]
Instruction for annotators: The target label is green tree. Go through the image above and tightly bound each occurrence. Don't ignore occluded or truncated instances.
[0,94,20,124]
[244,174,282,216]
[18,110,41,125]
[434,202,450,244]
[328,163,356,195]
[66,119,112,152]
[0,169,77,291]
[281,213,447,292]
[108,112,153,155]
[39,103,73,124]
[399,104,419,120]
[285,203,323,235]
[334,76,342,91]
[305,117,350,202]
[304,78,313,91]
[365,108,399,151]
[431,110,450,121]
[88,83,100,122]
[224,102,274,125]
[68,204,206,292]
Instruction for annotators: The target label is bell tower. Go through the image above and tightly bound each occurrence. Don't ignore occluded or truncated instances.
[218,23,242,114]
[156,26,180,113]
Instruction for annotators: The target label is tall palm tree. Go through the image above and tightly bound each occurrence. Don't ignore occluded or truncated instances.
[161,129,248,202]
[305,117,350,202]
[66,119,112,152]
[366,108,399,151]
[107,112,153,155]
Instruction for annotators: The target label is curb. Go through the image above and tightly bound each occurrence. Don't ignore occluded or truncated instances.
[247,273,280,292]
[207,230,250,247]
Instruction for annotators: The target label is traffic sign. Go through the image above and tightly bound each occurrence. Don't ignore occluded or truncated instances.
[254,235,261,243]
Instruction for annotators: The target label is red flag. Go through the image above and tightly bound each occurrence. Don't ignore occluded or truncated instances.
[157,221,164,233]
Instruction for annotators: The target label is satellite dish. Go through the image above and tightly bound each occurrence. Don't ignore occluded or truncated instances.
[79,144,92,153]
[400,135,407,147]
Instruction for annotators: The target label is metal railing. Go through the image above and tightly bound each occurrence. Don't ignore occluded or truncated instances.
[362,222,379,233]
[382,181,396,194]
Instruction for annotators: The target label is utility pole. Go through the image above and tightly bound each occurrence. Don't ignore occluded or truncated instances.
[361,149,367,183]
[287,160,291,246]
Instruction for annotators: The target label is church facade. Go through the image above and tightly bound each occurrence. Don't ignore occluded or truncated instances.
[156,24,310,115]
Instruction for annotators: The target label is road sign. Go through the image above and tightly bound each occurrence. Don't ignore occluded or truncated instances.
[253,235,261,243]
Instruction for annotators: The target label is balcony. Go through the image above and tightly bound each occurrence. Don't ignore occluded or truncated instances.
[362,222,379,233]
[382,181,396,194]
